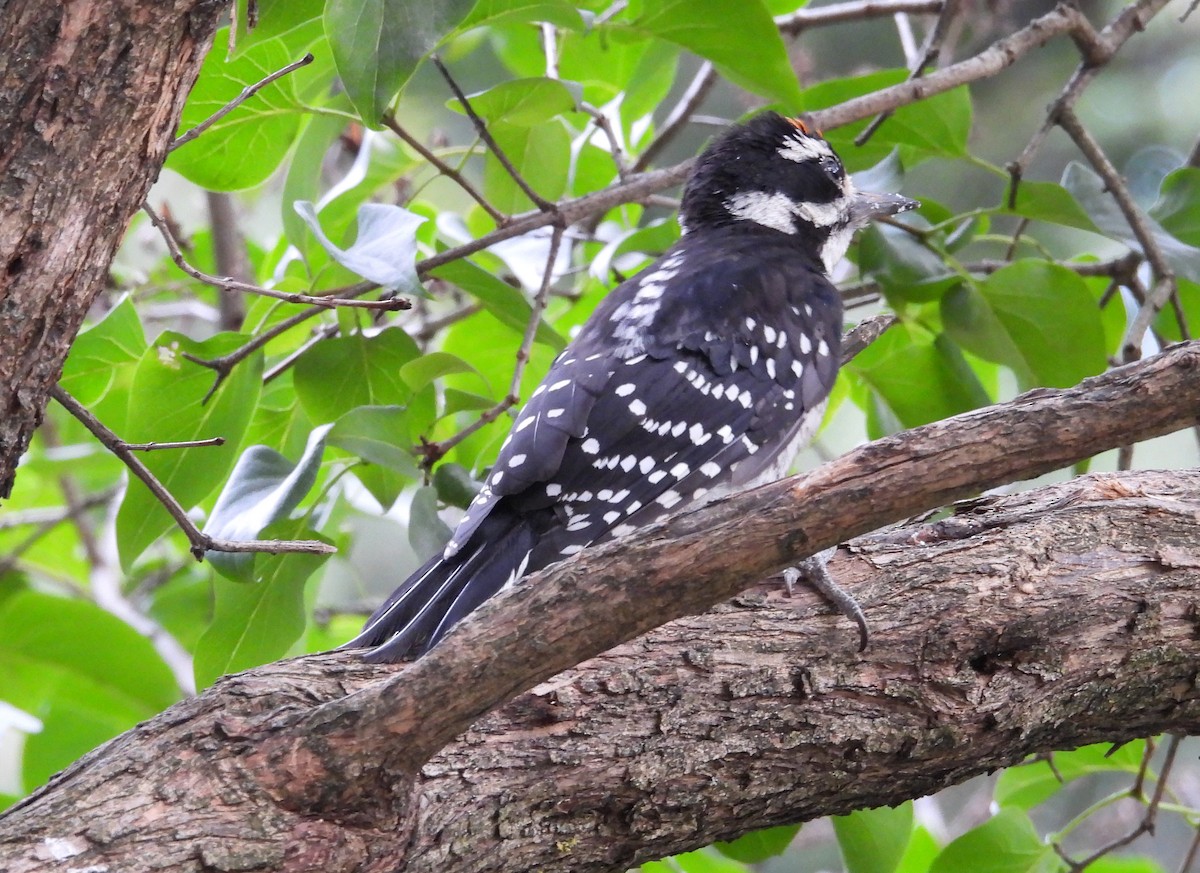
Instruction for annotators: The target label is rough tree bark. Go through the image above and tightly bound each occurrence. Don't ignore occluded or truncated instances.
[0,0,225,498]
[2,468,1199,872]
[2,339,1200,870]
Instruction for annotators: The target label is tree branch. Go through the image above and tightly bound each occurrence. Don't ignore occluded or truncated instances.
[279,341,1200,792]
[5,466,1200,871]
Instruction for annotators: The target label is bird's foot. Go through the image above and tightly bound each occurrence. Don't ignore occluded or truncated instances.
[782,546,869,652]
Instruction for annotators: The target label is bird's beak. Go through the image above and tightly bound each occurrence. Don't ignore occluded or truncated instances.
[848,190,920,223]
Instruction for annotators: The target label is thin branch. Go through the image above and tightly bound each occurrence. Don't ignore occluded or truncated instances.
[631,61,716,173]
[1008,0,1172,199]
[286,341,1200,787]
[855,0,962,146]
[182,283,374,400]
[381,114,506,223]
[142,202,409,311]
[1059,735,1182,871]
[50,385,336,561]
[205,191,250,330]
[807,2,1167,132]
[415,1,1172,284]
[1055,107,1177,360]
[262,323,339,385]
[842,314,897,361]
[776,0,943,35]
[581,103,630,180]
[122,438,226,451]
[171,53,313,151]
[431,55,557,213]
[419,226,567,470]
[541,22,559,78]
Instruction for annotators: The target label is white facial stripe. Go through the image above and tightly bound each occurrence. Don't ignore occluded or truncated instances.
[778,136,834,163]
[796,200,844,228]
[724,191,799,234]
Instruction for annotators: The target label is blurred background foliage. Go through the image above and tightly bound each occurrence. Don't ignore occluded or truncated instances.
[2,0,1200,869]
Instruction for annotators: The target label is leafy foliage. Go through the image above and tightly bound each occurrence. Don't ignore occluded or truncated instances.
[1,1,1197,869]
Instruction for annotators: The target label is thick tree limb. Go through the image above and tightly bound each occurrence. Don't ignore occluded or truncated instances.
[4,345,1200,871]
[0,0,225,497]
[279,341,1200,791]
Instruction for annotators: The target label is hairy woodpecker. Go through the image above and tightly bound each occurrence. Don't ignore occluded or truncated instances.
[346,112,918,662]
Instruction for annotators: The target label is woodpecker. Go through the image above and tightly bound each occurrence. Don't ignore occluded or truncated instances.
[346,112,918,662]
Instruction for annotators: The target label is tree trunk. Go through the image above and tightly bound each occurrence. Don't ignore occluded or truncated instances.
[2,469,1199,872]
[0,0,224,498]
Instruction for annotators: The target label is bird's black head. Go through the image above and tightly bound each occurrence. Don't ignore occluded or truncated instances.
[680,112,918,271]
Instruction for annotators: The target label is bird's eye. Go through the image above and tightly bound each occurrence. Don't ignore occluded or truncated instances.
[822,156,844,181]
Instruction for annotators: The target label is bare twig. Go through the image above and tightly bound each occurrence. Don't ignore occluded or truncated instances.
[143,202,409,311]
[172,53,313,151]
[419,225,566,470]
[581,103,630,179]
[123,438,226,451]
[51,385,336,561]
[541,22,559,79]
[631,62,716,173]
[776,0,943,35]
[1055,107,1176,360]
[1057,735,1182,871]
[842,314,897,361]
[182,283,374,400]
[205,191,249,330]
[856,0,961,146]
[1009,0,1172,199]
[381,114,506,223]
[431,55,557,213]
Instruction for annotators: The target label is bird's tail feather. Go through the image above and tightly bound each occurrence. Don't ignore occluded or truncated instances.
[342,512,537,662]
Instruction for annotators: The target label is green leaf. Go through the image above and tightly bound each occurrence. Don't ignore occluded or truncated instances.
[453,77,578,126]
[457,0,584,32]
[429,259,567,350]
[484,119,571,214]
[399,352,477,392]
[624,0,801,107]
[59,297,146,406]
[282,112,353,259]
[715,823,800,863]
[115,333,263,569]
[670,847,751,872]
[930,809,1059,873]
[942,261,1107,389]
[858,223,958,304]
[433,462,480,508]
[833,802,914,873]
[995,742,1147,810]
[167,27,306,190]
[409,485,453,558]
[1156,277,1200,344]
[194,519,332,688]
[1151,167,1200,247]
[326,406,421,476]
[802,71,971,168]
[293,328,421,424]
[1004,180,1102,234]
[847,324,990,437]
[324,0,475,125]
[895,826,941,873]
[1064,162,1200,283]
[293,201,427,291]
[203,426,331,582]
[0,591,179,790]
[236,0,323,53]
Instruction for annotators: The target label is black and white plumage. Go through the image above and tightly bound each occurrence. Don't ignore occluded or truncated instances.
[347,112,918,662]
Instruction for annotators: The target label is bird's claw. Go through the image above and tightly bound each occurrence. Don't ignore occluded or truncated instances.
[782,547,869,652]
